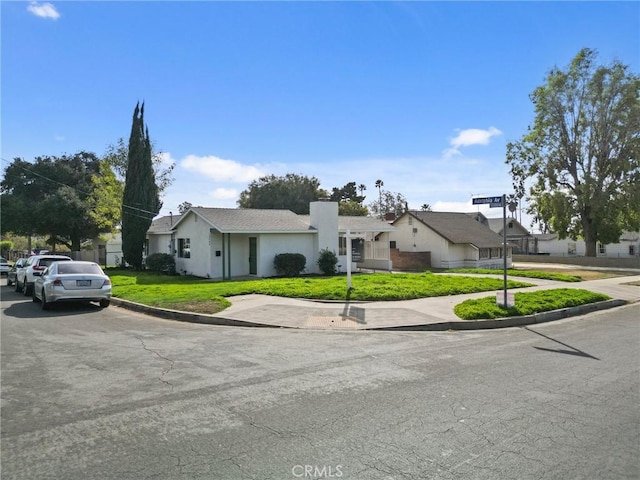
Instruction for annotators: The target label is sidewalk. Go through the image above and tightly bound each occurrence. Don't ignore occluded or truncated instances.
[112,273,640,331]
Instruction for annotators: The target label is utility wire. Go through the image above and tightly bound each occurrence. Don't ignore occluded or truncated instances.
[0,156,160,219]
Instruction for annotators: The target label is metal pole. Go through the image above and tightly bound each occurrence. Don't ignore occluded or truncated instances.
[503,194,508,307]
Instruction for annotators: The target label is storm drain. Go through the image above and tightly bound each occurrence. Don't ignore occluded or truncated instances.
[305,316,362,329]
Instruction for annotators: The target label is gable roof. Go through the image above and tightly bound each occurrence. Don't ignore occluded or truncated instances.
[486,217,530,235]
[177,207,314,234]
[397,211,505,248]
[148,214,183,234]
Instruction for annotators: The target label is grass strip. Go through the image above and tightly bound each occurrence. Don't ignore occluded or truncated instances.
[454,288,610,320]
[445,268,581,282]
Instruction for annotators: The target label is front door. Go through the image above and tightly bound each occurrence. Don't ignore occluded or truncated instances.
[249,237,257,275]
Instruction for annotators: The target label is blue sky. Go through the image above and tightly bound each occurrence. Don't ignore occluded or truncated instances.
[2,1,638,229]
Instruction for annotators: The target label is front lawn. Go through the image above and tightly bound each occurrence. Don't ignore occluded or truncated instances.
[454,289,611,320]
[109,270,534,311]
[445,268,582,282]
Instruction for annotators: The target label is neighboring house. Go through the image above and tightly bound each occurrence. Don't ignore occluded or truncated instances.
[532,231,640,258]
[147,202,395,279]
[391,211,512,269]
[74,231,123,267]
[483,215,533,254]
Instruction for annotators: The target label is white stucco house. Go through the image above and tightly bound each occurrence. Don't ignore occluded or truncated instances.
[532,231,640,258]
[146,202,396,279]
[390,211,512,269]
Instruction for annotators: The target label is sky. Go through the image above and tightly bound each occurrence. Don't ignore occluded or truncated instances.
[2,1,638,231]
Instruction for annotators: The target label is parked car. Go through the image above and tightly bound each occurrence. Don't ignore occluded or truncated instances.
[7,258,27,286]
[0,257,9,276]
[33,261,111,310]
[15,254,73,296]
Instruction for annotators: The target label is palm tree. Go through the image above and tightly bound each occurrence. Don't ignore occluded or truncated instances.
[421,203,432,211]
[375,179,384,218]
[358,184,366,197]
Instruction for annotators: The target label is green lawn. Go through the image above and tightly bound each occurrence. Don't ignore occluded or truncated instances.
[445,268,582,282]
[454,289,611,320]
[109,270,534,312]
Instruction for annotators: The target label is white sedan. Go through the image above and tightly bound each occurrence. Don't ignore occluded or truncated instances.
[33,261,112,310]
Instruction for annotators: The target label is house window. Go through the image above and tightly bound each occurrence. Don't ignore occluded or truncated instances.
[178,238,191,258]
[598,243,606,255]
[479,248,490,259]
[491,248,501,258]
[339,237,347,256]
[629,245,635,256]
[568,242,576,255]
[408,216,413,225]
[390,241,397,249]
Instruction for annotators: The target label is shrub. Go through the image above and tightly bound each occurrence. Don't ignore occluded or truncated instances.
[317,248,338,275]
[274,253,306,277]
[145,253,176,275]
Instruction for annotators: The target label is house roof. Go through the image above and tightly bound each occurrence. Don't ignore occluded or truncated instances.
[486,217,530,235]
[399,211,506,248]
[181,207,315,234]
[148,214,183,234]
[297,215,397,233]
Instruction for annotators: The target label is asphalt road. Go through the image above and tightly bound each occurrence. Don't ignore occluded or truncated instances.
[1,281,639,480]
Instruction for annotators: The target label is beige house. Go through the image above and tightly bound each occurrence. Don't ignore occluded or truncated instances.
[391,211,512,269]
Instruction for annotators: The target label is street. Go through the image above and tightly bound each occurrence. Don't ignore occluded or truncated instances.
[1,282,639,480]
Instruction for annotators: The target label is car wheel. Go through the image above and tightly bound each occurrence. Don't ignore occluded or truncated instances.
[24,283,32,297]
[41,291,49,310]
[32,288,38,302]
[99,299,110,308]
[7,276,13,286]
[15,279,22,293]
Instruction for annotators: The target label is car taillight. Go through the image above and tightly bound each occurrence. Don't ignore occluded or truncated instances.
[34,265,45,271]
[102,279,111,286]
[52,279,63,286]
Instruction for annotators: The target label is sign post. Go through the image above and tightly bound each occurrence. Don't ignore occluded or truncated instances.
[472,195,509,308]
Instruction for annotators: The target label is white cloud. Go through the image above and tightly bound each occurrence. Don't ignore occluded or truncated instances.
[209,187,238,201]
[444,126,502,158]
[156,151,176,167]
[181,155,265,183]
[27,2,60,20]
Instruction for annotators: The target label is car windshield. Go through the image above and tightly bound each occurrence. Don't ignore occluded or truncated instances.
[57,263,103,275]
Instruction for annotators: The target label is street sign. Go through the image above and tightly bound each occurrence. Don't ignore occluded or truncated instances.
[472,196,503,208]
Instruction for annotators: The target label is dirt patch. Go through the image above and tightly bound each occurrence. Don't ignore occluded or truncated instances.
[162,300,228,315]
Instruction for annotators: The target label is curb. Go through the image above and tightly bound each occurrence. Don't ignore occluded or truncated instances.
[110,298,629,331]
[371,299,629,331]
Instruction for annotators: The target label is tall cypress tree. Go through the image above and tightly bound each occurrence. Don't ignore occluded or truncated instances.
[121,102,160,269]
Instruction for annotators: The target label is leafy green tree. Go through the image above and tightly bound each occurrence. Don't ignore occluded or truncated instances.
[330,182,366,204]
[507,48,640,256]
[339,200,369,216]
[103,136,175,194]
[0,152,121,251]
[368,189,407,220]
[238,173,325,214]
[122,102,161,269]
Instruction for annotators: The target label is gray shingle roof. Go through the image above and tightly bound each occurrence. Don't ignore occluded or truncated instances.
[298,215,396,232]
[401,211,505,248]
[148,214,182,234]
[189,207,313,233]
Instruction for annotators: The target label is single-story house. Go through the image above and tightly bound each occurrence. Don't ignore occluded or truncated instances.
[390,210,512,269]
[146,201,396,279]
[532,231,640,258]
[481,215,533,255]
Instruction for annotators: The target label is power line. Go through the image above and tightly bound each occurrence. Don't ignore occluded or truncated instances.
[0,156,160,218]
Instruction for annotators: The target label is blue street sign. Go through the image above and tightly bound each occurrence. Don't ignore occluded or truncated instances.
[472,196,503,207]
